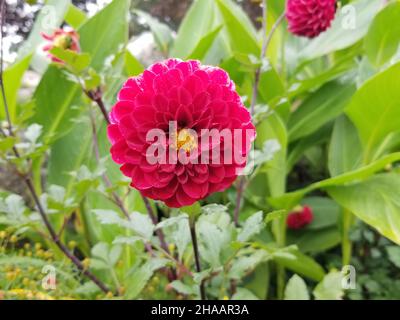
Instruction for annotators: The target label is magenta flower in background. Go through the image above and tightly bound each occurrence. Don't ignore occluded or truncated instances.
[286,206,314,230]
[107,59,255,208]
[286,0,337,38]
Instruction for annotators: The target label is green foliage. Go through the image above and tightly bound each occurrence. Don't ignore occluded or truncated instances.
[1,0,400,301]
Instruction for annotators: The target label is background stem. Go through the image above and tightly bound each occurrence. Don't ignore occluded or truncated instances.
[189,218,206,300]
[342,208,354,266]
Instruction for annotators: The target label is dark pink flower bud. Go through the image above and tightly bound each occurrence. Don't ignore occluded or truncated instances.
[286,0,337,38]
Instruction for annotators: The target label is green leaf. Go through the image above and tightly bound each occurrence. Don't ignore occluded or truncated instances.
[271,246,325,281]
[302,197,340,230]
[328,115,363,176]
[155,214,188,230]
[264,210,287,225]
[134,10,173,56]
[49,48,91,73]
[169,280,197,296]
[386,246,400,268]
[269,152,400,209]
[0,54,32,121]
[65,4,87,29]
[327,173,400,244]
[288,82,355,142]
[346,62,400,163]
[291,227,341,254]
[124,50,144,76]
[364,2,400,67]
[237,211,265,242]
[299,0,381,60]
[284,274,310,300]
[231,288,260,300]
[215,0,259,56]
[186,25,224,60]
[171,0,216,58]
[313,271,344,300]
[125,259,168,299]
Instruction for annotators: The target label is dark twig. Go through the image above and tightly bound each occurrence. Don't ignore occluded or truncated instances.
[189,219,206,300]
[0,1,110,294]
[86,90,171,255]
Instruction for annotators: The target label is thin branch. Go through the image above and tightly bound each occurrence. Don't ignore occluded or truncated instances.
[250,0,268,115]
[0,1,110,295]
[189,219,206,300]
[0,1,12,136]
[234,1,284,226]
[87,91,171,255]
[233,177,246,227]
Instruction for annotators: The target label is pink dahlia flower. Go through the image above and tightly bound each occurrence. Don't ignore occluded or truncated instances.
[107,59,255,208]
[286,206,314,230]
[286,0,337,38]
[41,28,80,63]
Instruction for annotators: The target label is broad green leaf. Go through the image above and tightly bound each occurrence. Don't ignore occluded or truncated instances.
[186,25,224,60]
[313,271,344,300]
[364,2,400,67]
[134,10,173,56]
[301,197,340,230]
[271,246,325,281]
[287,124,332,171]
[291,227,341,254]
[284,274,310,300]
[328,115,363,176]
[171,0,216,58]
[65,4,87,29]
[0,54,32,121]
[288,82,355,142]
[269,152,400,209]
[124,50,144,76]
[327,173,400,244]
[386,246,400,268]
[299,0,381,60]
[215,0,259,56]
[346,62,400,163]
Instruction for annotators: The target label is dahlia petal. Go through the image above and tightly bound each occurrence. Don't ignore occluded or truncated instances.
[107,124,122,144]
[176,186,197,206]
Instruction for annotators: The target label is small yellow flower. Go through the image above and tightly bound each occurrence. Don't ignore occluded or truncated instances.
[22,278,30,286]
[223,295,229,300]
[10,235,18,243]
[168,243,176,253]
[82,258,90,270]
[0,231,6,239]
[68,240,77,249]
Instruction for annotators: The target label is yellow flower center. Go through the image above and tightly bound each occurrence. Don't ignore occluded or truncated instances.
[53,35,72,50]
[176,129,197,152]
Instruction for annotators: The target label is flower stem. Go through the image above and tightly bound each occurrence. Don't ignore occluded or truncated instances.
[189,218,206,300]
[342,208,353,266]
[85,88,172,256]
